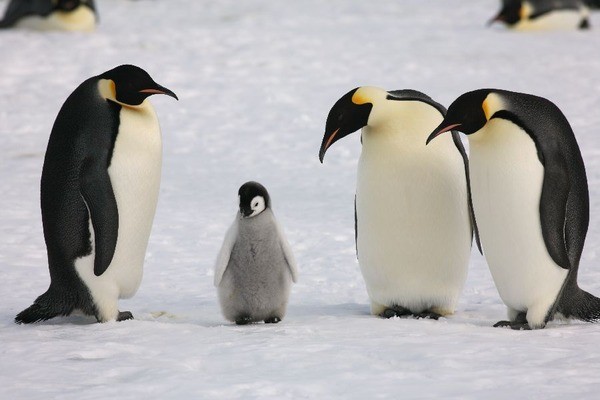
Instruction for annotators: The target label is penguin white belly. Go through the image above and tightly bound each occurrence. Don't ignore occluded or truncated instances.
[469,119,568,325]
[16,6,95,32]
[514,11,584,31]
[356,132,471,315]
[75,102,162,321]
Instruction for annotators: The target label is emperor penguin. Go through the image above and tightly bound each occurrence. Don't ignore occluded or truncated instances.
[427,89,600,329]
[318,87,479,320]
[0,0,97,32]
[15,64,178,324]
[488,0,590,30]
[214,181,298,325]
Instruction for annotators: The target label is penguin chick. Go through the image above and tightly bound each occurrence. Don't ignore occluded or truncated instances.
[319,87,479,320]
[489,0,590,30]
[0,0,97,32]
[15,64,177,324]
[214,182,298,325]
[427,89,600,329]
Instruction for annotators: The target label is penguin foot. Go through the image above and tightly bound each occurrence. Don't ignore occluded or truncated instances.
[235,316,253,325]
[414,311,442,320]
[117,311,134,322]
[493,320,531,330]
[264,317,281,324]
[381,306,413,319]
[381,307,442,320]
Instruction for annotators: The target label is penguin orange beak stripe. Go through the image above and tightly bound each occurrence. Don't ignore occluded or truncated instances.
[426,123,461,145]
[319,128,340,163]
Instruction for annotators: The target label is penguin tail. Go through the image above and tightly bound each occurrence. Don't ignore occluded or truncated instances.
[15,289,74,324]
[558,287,600,323]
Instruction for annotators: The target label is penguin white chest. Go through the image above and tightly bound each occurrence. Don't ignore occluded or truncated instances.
[468,119,568,312]
[75,102,162,317]
[106,103,162,296]
[355,124,471,313]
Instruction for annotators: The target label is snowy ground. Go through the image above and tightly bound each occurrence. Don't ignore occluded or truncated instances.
[2,0,600,398]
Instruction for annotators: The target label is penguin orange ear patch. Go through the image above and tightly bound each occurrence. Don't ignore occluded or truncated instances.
[98,79,117,101]
[352,89,370,105]
[482,93,504,121]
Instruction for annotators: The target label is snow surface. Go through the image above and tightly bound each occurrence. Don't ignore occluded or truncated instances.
[2,0,600,398]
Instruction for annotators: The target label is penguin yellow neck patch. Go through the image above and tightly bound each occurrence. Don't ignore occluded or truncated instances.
[352,86,384,105]
[98,79,117,101]
[482,93,504,121]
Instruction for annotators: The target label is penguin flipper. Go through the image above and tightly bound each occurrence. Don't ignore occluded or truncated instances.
[539,160,572,270]
[214,218,238,287]
[0,0,53,28]
[451,131,482,254]
[80,157,119,277]
[275,219,298,283]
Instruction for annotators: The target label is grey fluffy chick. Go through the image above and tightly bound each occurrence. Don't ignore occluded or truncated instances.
[214,181,298,325]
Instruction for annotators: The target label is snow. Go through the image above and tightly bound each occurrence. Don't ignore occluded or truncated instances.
[1,0,600,398]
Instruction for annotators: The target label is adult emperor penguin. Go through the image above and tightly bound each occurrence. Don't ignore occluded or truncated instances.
[15,64,177,324]
[319,87,479,320]
[427,89,600,329]
[0,0,97,32]
[488,0,590,30]
[214,181,298,325]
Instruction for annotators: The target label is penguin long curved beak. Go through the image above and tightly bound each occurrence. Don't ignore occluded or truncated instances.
[318,128,341,163]
[426,123,461,145]
[139,84,179,100]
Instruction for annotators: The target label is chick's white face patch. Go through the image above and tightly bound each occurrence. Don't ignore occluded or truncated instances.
[238,195,266,218]
[249,196,266,217]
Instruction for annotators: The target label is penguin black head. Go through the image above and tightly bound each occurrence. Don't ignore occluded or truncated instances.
[426,89,494,144]
[98,64,178,107]
[488,0,523,26]
[318,87,373,163]
[238,181,271,218]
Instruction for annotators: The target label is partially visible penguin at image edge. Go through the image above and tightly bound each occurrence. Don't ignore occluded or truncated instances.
[488,0,590,30]
[0,0,97,31]
[427,89,600,330]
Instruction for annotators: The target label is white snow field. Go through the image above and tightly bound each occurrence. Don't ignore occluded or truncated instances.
[2,0,600,398]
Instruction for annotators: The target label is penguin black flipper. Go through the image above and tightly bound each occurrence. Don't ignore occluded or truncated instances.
[354,195,358,258]
[490,92,589,271]
[80,157,119,277]
[0,0,52,28]
[387,90,482,253]
[450,130,483,254]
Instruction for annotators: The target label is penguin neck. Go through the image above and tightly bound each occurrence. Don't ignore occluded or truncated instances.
[238,209,274,236]
[361,100,445,152]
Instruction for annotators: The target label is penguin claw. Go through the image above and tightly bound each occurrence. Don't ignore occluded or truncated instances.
[117,311,134,321]
[414,311,442,320]
[381,307,412,319]
[381,307,441,320]
[493,320,531,330]
[264,317,281,324]
[235,316,253,325]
